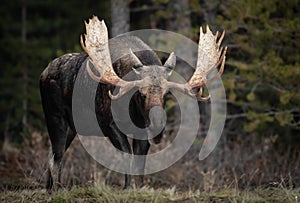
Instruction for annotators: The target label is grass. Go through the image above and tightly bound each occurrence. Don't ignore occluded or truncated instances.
[1,135,299,202]
[1,184,299,203]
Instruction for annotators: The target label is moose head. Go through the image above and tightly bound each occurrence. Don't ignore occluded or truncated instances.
[80,16,227,134]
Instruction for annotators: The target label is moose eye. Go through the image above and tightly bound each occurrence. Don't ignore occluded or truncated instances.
[141,94,146,100]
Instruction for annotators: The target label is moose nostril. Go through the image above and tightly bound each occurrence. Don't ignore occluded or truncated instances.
[149,106,166,130]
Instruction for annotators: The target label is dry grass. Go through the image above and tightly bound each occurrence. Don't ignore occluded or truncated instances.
[1,184,299,203]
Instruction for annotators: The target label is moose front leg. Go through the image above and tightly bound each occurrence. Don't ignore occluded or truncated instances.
[108,122,133,189]
[132,139,150,188]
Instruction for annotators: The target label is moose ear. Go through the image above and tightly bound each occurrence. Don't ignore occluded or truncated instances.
[129,49,143,68]
[164,52,176,76]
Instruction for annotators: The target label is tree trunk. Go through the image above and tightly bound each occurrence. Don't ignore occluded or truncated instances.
[110,0,130,37]
[167,0,191,36]
[166,0,192,79]
[164,0,194,134]
[202,0,221,23]
[21,0,28,129]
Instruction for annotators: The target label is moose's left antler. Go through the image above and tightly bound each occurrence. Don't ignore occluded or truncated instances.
[189,25,227,100]
[165,25,227,101]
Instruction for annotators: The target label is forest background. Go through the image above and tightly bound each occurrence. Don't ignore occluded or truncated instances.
[0,0,299,198]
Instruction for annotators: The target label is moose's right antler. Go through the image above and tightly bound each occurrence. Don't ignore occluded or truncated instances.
[80,16,150,99]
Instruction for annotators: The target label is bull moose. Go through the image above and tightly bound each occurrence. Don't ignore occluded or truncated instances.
[39,16,227,190]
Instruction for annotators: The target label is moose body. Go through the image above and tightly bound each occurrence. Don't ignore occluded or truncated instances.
[40,16,227,191]
[40,35,171,190]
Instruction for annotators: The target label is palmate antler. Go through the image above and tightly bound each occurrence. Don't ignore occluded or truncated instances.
[189,25,227,100]
[80,16,151,99]
[164,25,227,100]
[81,16,227,101]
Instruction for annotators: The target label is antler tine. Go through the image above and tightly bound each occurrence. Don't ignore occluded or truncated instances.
[196,87,211,101]
[217,30,225,47]
[85,60,101,82]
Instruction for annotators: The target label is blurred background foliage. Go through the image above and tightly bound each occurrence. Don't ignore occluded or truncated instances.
[0,0,299,157]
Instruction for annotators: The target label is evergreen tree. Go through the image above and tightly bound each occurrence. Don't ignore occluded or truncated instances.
[216,0,300,148]
[0,0,110,145]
